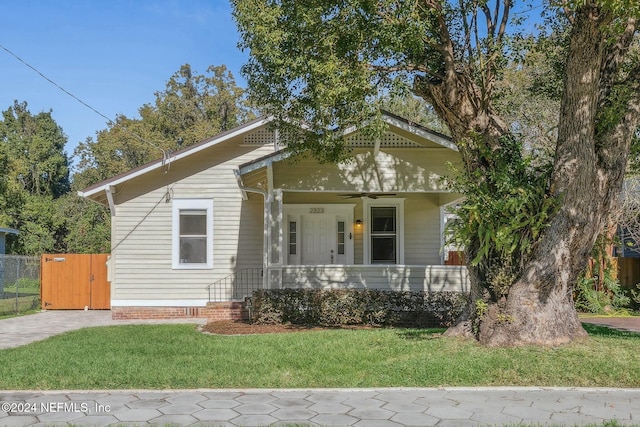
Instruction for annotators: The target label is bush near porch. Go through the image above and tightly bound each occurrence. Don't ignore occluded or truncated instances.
[250,289,469,327]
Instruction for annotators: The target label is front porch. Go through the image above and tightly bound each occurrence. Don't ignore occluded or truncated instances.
[207,263,469,303]
[270,265,469,292]
[232,116,470,296]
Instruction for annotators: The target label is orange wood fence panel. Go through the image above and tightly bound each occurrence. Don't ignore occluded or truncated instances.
[618,257,640,290]
[445,251,465,266]
[41,254,110,310]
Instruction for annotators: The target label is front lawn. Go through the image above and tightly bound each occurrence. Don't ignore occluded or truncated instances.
[0,323,637,389]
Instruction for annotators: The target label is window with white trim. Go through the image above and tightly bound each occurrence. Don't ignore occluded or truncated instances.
[363,198,404,264]
[172,199,213,269]
[370,207,397,263]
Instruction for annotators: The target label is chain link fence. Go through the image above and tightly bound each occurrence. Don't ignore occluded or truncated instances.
[0,255,41,317]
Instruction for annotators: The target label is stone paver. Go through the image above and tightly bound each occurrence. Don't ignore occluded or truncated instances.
[0,388,638,426]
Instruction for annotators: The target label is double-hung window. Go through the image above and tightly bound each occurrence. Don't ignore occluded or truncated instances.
[370,207,397,263]
[172,199,213,269]
[363,198,404,264]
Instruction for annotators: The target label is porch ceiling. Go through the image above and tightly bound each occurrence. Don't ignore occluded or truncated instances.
[240,166,268,190]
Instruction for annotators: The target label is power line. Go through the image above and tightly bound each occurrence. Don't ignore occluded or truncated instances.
[0,43,172,170]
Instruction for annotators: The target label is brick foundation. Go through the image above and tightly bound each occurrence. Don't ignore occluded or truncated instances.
[112,302,249,322]
[203,302,249,322]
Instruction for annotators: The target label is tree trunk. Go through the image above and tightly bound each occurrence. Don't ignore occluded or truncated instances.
[434,5,640,346]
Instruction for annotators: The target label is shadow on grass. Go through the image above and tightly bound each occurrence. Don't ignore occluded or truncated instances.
[394,324,640,341]
[582,323,640,338]
[395,327,447,340]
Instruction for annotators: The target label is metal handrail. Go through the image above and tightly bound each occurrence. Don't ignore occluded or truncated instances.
[206,268,263,302]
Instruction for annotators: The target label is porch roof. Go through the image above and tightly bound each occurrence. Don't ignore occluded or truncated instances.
[236,112,459,194]
[237,112,456,177]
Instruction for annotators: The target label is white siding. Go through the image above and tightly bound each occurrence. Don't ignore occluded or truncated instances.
[110,140,274,302]
[404,194,442,265]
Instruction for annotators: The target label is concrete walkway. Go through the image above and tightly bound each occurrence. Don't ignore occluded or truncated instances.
[0,387,639,426]
[0,310,206,349]
[580,316,640,333]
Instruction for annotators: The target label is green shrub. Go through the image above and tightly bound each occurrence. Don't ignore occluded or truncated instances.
[250,289,469,328]
[574,276,630,314]
[630,284,640,311]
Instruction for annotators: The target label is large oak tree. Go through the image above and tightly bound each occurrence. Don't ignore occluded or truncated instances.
[233,0,640,346]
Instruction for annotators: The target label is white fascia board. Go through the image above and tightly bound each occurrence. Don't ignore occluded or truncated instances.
[238,150,292,175]
[382,115,458,151]
[79,117,274,199]
[339,113,457,152]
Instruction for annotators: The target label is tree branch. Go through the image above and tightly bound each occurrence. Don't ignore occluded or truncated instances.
[598,63,640,161]
[369,63,433,75]
[459,0,473,62]
[496,0,511,45]
[480,3,494,38]
[599,17,638,107]
[552,4,607,196]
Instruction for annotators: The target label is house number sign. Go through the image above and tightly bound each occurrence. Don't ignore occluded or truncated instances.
[309,208,324,214]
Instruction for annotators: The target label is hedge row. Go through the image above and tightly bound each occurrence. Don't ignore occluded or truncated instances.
[249,289,469,328]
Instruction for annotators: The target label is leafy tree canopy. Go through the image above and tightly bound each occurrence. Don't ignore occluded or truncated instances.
[0,101,70,254]
[74,64,253,189]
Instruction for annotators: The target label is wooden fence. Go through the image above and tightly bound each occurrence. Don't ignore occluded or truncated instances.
[41,254,110,310]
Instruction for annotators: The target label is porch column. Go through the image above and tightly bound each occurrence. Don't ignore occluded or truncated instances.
[265,189,283,289]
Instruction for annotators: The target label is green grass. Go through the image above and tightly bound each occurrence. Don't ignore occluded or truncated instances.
[0,279,40,317]
[0,295,40,318]
[0,323,638,389]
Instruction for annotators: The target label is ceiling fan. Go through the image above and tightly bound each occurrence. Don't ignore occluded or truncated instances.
[339,193,397,199]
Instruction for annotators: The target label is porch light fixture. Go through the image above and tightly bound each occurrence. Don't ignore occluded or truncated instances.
[355,219,362,227]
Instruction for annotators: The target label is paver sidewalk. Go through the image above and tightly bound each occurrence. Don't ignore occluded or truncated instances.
[0,388,638,426]
[581,316,640,333]
[0,310,205,349]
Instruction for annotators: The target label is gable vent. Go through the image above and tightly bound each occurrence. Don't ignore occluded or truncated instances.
[243,128,276,145]
[346,132,423,148]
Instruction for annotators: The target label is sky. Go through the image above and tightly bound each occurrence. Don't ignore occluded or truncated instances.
[0,0,247,170]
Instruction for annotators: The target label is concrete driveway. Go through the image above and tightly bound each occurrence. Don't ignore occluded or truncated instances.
[0,310,205,349]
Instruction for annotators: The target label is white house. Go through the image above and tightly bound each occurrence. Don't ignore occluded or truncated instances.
[79,112,469,319]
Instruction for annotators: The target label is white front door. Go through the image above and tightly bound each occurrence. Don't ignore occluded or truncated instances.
[301,214,335,265]
[284,204,355,265]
